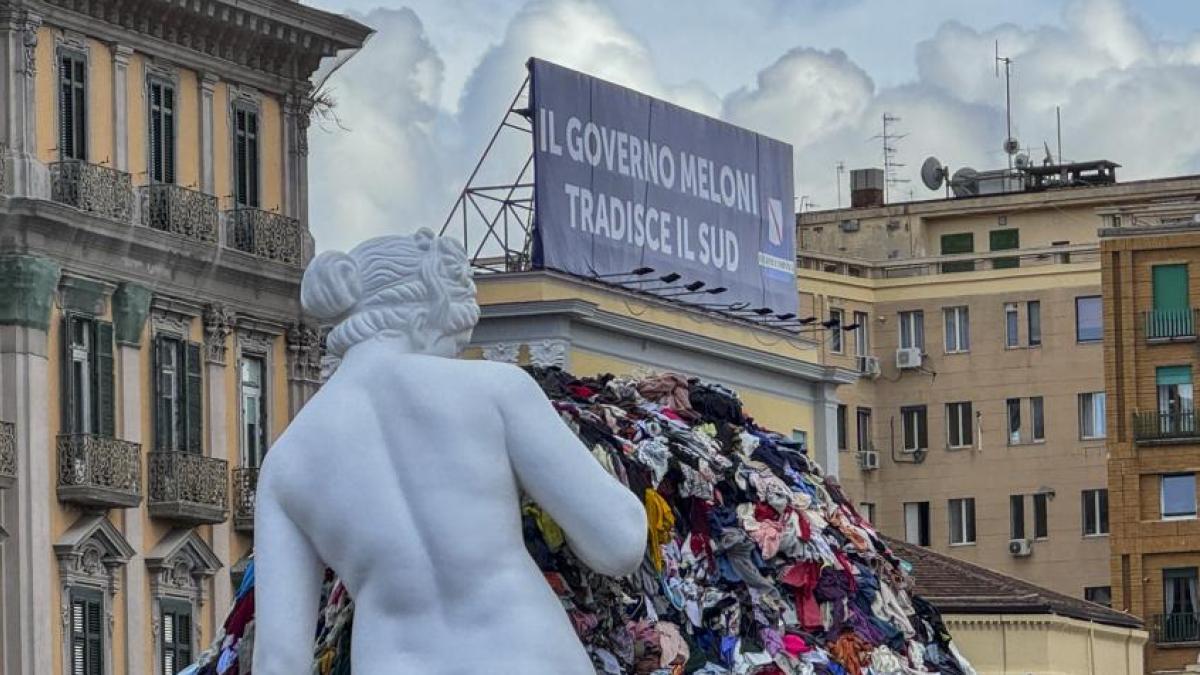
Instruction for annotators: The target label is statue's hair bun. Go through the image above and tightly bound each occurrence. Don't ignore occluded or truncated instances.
[301,250,362,321]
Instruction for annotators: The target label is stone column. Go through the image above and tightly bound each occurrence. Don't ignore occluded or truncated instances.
[0,7,47,198]
[111,45,132,173]
[202,304,233,621]
[111,282,150,675]
[0,255,60,675]
[199,74,217,197]
[284,91,313,262]
[812,382,841,478]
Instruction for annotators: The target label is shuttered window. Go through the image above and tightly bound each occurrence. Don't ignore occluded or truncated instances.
[58,52,87,161]
[70,589,103,675]
[154,337,203,452]
[940,233,975,273]
[61,316,114,436]
[990,228,1020,269]
[160,600,193,675]
[233,105,260,207]
[148,79,176,184]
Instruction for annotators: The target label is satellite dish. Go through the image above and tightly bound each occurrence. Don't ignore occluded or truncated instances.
[1014,153,1030,169]
[950,167,979,197]
[1003,137,1020,155]
[920,156,946,191]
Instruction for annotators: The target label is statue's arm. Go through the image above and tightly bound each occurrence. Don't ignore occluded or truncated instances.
[252,467,324,675]
[501,367,647,576]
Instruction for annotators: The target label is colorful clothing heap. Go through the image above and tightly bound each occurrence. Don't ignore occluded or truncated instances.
[193,367,976,675]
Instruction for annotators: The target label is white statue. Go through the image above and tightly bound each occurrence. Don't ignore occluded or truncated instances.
[253,229,648,674]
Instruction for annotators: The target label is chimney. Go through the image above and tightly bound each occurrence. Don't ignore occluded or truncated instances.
[850,168,885,208]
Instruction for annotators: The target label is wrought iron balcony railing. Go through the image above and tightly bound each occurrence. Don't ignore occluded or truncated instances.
[1145,309,1198,342]
[225,207,302,266]
[148,451,228,524]
[140,183,219,244]
[1133,410,1200,444]
[0,421,15,489]
[56,434,142,508]
[49,160,134,222]
[233,467,259,532]
[1154,612,1200,645]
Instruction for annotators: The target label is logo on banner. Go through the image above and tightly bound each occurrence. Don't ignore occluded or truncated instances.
[767,198,784,246]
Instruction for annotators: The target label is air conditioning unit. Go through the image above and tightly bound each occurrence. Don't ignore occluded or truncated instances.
[859,450,880,471]
[1008,539,1033,557]
[896,348,923,370]
[859,356,881,379]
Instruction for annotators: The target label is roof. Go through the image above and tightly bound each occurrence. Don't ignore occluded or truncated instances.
[886,537,1142,629]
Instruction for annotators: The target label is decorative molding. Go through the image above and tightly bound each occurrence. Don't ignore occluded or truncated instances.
[111,283,153,347]
[20,16,41,78]
[481,342,520,364]
[200,72,219,94]
[145,528,220,605]
[57,29,89,54]
[228,83,262,106]
[237,326,273,356]
[59,275,113,316]
[151,311,191,339]
[111,42,133,67]
[528,339,568,368]
[0,255,62,330]
[285,322,323,383]
[202,304,234,365]
[144,59,178,83]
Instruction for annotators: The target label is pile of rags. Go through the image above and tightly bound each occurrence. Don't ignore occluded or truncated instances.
[190,367,976,675]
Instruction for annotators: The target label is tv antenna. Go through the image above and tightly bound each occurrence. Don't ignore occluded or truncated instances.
[996,40,1017,171]
[835,161,846,209]
[872,113,908,202]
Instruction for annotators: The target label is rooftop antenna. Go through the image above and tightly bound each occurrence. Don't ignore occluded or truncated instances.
[996,40,1017,171]
[872,113,908,202]
[835,161,846,209]
[1056,105,1063,164]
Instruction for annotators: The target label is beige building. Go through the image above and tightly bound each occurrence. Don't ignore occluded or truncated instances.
[1101,203,1200,673]
[0,0,369,673]
[797,168,1200,608]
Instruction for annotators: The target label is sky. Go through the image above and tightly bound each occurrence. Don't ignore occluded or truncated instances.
[301,0,1200,252]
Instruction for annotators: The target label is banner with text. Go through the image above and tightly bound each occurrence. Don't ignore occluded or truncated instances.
[530,58,798,316]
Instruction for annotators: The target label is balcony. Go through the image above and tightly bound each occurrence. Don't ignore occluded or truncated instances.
[1153,613,1200,646]
[49,160,134,222]
[140,183,218,244]
[1133,410,1200,445]
[148,452,228,524]
[56,434,142,508]
[1145,309,1198,343]
[232,467,259,532]
[0,421,15,489]
[225,208,302,266]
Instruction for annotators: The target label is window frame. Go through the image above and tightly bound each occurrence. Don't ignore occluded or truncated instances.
[1005,302,1020,348]
[946,401,974,449]
[859,502,875,525]
[1028,300,1042,347]
[1162,473,1198,521]
[836,404,848,451]
[1031,396,1045,443]
[901,405,928,452]
[1033,492,1049,540]
[1078,392,1107,440]
[855,407,872,453]
[948,497,977,546]
[1010,494,1025,540]
[899,310,925,351]
[68,586,105,675]
[1006,397,1022,445]
[231,100,261,208]
[829,308,844,354]
[904,501,931,547]
[853,310,869,360]
[57,48,89,162]
[943,305,970,354]
[1082,488,1109,537]
[239,354,268,468]
[147,76,177,185]
[159,597,193,675]
[1163,567,1199,617]
[1075,295,1103,343]
[1084,586,1112,608]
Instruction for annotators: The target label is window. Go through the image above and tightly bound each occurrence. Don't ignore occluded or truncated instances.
[154,336,203,453]
[853,311,869,361]
[1163,569,1200,643]
[148,79,176,184]
[1033,492,1049,539]
[241,356,267,467]
[69,588,103,675]
[836,404,847,451]
[856,407,872,452]
[901,405,928,452]
[1078,392,1106,440]
[1157,366,1195,435]
[1085,586,1112,608]
[943,306,969,353]
[62,315,115,436]
[1162,473,1197,520]
[1005,303,1019,348]
[904,501,930,546]
[830,308,844,354]
[1075,296,1102,343]
[949,497,976,545]
[1031,396,1045,442]
[791,429,808,450]
[58,51,87,161]
[160,599,192,675]
[1082,489,1109,536]
[899,310,924,351]
[946,401,973,448]
[233,104,260,207]
[1007,398,1021,444]
[940,232,975,273]
[1010,494,1025,540]
[990,228,1020,269]
[1151,264,1192,339]
[1028,301,1041,346]
[859,502,875,525]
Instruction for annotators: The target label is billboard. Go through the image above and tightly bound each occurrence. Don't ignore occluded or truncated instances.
[530,58,798,316]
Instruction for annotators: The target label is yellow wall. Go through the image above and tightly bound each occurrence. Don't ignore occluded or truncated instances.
[260,95,283,212]
[213,83,231,205]
[946,614,1146,675]
[35,26,57,163]
[85,39,114,167]
[176,69,199,189]
[127,54,147,185]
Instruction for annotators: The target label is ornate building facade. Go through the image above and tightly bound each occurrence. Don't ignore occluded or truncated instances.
[0,0,369,672]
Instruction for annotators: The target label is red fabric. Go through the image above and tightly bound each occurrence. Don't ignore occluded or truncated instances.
[798,511,812,541]
[224,588,255,639]
[779,562,823,630]
[567,384,595,399]
[754,502,778,521]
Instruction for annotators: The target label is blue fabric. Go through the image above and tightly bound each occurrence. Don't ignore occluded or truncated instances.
[235,560,255,600]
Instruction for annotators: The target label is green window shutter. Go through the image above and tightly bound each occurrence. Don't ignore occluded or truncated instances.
[990,229,1020,269]
[940,233,975,273]
[70,590,103,675]
[164,86,176,185]
[92,321,115,437]
[153,336,168,451]
[185,342,203,453]
[59,56,73,161]
[917,407,928,449]
[1157,366,1193,387]
[1153,264,1189,311]
[62,315,77,433]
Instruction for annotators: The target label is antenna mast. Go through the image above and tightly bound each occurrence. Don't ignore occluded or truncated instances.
[996,40,1016,171]
[873,113,908,202]
[835,161,845,209]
